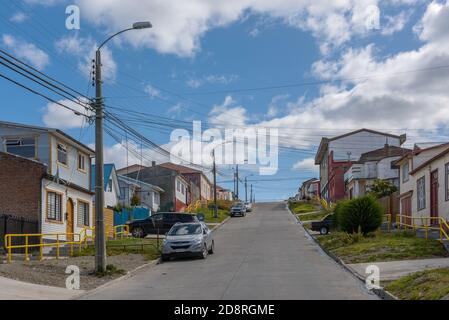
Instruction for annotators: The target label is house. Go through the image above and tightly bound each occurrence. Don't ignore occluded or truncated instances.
[91,164,121,209]
[123,163,190,212]
[394,142,449,225]
[117,174,164,213]
[116,164,146,176]
[0,121,95,240]
[299,178,320,200]
[314,128,406,203]
[216,185,233,201]
[159,163,213,202]
[344,144,410,199]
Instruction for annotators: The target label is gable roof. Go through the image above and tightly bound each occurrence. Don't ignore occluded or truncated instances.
[393,142,449,166]
[117,174,164,193]
[314,128,405,164]
[409,146,449,175]
[159,162,212,185]
[0,120,94,155]
[91,164,116,191]
[359,145,410,162]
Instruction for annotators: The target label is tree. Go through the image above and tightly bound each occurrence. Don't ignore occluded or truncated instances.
[369,179,398,198]
[130,193,141,207]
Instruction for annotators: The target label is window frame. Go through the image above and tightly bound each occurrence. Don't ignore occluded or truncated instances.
[402,161,410,183]
[417,176,426,211]
[77,152,87,173]
[77,199,90,227]
[4,136,37,159]
[46,190,63,222]
[57,142,68,166]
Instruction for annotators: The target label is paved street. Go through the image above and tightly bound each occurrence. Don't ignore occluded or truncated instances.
[83,202,377,300]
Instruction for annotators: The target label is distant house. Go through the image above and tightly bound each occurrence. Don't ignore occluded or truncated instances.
[394,142,449,225]
[117,174,164,213]
[299,178,320,200]
[159,163,213,202]
[344,144,410,199]
[216,185,233,201]
[116,164,146,176]
[91,164,121,209]
[124,163,190,212]
[0,121,95,240]
[314,128,406,203]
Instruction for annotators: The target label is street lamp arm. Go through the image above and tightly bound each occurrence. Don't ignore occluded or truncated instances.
[98,28,134,51]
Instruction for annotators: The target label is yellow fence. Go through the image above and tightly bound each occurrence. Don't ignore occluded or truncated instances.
[4,224,129,263]
[386,214,449,241]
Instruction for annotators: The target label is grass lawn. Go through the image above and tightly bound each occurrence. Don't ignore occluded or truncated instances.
[74,238,161,261]
[194,207,230,223]
[386,268,449,300]
[289,201,318,214]
[298,210,329,221]
[316,230,448,264]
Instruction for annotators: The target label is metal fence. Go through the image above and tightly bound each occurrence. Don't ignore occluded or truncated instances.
[0,214,39,253]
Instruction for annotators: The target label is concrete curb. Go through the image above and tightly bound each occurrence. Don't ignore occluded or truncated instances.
[285,203,399,301]
[73,258,160,300]
[211,216,231,233]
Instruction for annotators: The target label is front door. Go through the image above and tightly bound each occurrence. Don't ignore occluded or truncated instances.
[401,196,412,226]
[430,170,439,223]
[66,199,74,241]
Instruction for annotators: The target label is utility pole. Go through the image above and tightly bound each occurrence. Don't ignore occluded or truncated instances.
[250,184,253,203]
[245,176,248,203]
[236,164,239,200]
[94,21,152,273]
[212,149,218,218]
[94,49,106,273]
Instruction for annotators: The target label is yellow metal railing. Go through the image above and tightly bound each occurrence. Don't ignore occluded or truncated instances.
[4,224,129,263]
[384,214,392,232]
[394,214,449,241]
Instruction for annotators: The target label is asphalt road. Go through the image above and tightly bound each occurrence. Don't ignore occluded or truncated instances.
[84,202,377,300]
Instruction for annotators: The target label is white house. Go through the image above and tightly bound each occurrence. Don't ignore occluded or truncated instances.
[395,142,449,225]
[344,144,410,198]
[117,174,164,213]
[91,164,121,209]
[0,121,95,240]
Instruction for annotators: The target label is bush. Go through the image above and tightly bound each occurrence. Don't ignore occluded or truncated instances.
[334,196,383,235]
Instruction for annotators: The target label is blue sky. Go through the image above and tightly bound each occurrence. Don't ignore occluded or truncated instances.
[1,0,449,201]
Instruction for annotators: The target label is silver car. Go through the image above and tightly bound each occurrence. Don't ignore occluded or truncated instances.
[161,222,214,261]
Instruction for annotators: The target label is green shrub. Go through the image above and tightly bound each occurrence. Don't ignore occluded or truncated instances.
[334,196,383,235]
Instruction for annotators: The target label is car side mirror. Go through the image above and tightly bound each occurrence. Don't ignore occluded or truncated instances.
[203,229,207,235]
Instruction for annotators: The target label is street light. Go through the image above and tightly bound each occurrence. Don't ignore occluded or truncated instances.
[94,21,152,273]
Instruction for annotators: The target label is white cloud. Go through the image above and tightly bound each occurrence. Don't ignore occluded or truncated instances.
[209,96,247,127]
[10,12,27,23]
[72,0,417,57]
[55,35,117,81]
[381,10,411,36]
[42,98,92,129]
[144,84,161,98]
[187,74,238,88]
[2,34,49,70]
[292,158,318,172]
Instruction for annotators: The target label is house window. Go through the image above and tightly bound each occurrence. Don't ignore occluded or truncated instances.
[78,153,86,171]
[47,191,62,221]
[402,161,409,183]
[446,163,449,201]
[177,180,181,192]
[5,137,36,158]
[57,143,68,165]
[107,179,113,192]
[77,201,90,227]
[417,176,426,211]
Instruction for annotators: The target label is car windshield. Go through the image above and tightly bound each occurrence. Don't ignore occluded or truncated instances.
[169,224,202,236]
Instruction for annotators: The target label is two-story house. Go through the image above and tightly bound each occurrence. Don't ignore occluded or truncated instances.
[117,174,164,213]
[314,128,406,203]
[394,142,449,226]
[0,121,95,240]
[344,144,410,199]
[298,178,320,200]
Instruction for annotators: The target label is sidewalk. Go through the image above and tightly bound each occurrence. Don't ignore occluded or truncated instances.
[347,257,449,281]
[0,275,84,300]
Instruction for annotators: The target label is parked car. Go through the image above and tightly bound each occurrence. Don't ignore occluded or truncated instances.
[161,222,214,261]
[244,202,253,212]
[128,212,199,238]
[230,202,246,217]
[310,214,333,235]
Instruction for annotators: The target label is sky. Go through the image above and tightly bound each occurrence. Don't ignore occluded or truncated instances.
[1,0,449,201]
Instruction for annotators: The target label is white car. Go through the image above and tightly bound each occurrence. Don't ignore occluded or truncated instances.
[244,202,253,212]
[161,222,214,261]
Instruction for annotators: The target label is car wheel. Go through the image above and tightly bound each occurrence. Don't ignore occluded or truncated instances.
[161,254,170,262]
[201,243,208,259]
[319,227,329,235]
[132,227,145,238]
[208,241,215,254]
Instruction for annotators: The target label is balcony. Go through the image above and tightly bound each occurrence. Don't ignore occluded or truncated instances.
[344,164,377,182]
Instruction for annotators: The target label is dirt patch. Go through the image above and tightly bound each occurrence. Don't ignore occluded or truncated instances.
[0,254,151,290]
